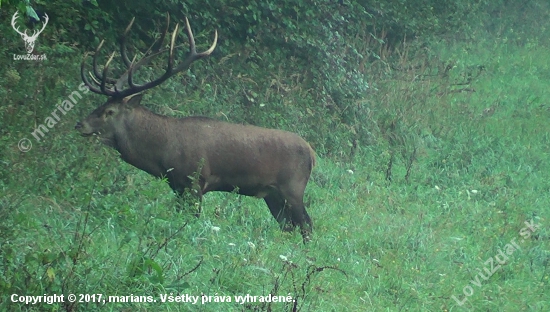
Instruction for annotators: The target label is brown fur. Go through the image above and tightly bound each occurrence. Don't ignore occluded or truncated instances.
[76,94,315,242]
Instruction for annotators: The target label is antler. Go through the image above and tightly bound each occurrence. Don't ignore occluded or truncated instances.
[81,13,218,98]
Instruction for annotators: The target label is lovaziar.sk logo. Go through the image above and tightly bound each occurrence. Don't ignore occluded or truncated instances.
[11,10,48,61]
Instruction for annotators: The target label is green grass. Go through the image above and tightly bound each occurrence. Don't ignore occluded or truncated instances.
[2,15,550,312]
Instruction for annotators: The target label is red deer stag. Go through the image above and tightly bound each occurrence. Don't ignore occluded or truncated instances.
[75,14,316,242]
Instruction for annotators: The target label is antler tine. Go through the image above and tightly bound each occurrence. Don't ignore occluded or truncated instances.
[100,52,117,95]
[91,40,106,82]
[157,13,170,53]
[81,52,116,96]
[125,49,168,88]
[81,53,104,95]
[200,29,218,56]
[120,17,136,68]
[91,40,118,86]
[127,22,178,89]
[172,17,218,73]
[116,13,172,90]
[140,13,171,57]
[122,18,217,96]
[168,23,178,71]
[82,14,217,99]
[185,18,197,54]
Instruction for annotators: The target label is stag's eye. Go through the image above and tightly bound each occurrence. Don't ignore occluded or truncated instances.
[105,109,115,117]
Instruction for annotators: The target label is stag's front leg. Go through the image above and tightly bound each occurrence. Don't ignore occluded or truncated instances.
[173,189,203,218]
[168,177,203,217]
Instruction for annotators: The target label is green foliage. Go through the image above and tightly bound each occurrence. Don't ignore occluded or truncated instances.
[0,0,31,11]
[2,0,550,311]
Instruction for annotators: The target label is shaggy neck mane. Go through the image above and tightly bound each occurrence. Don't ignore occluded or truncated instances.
[112,105,171,177]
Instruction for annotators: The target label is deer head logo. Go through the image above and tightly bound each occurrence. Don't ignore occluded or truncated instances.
[11,11,49,54]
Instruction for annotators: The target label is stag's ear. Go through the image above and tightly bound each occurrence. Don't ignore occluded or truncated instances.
[124,94,144,107]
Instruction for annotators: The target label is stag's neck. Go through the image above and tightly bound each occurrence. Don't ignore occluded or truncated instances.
[113,106,171,177]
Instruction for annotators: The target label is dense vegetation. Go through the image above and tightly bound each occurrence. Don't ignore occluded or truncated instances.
[1,0,549,311]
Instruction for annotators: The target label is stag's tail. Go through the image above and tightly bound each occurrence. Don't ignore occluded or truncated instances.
[308,143,316,171]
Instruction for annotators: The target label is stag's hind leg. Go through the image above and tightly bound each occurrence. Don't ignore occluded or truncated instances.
[279,183,313,242]
[173,190,203,218]
[264,193,294,231]
[286,200,312,242]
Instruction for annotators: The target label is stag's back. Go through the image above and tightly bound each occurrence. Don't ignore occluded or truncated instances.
[168,117,315,181]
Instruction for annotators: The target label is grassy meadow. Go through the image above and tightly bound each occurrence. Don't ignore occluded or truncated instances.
[1,4,550,312]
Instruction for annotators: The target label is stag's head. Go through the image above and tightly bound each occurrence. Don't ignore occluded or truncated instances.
[75,14,217,145]
[75,94,145,147]
[11,11,49,53]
